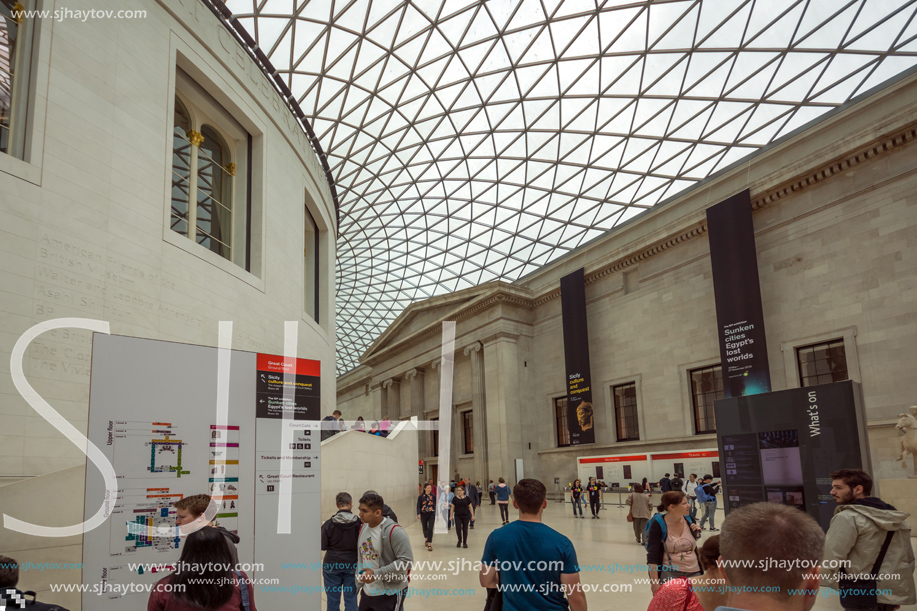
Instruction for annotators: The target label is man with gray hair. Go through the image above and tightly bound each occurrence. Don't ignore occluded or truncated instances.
[717,503,824,611]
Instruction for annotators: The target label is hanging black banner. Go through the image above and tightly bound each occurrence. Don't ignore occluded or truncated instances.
[706,189,771,398]
[561,268,595,445]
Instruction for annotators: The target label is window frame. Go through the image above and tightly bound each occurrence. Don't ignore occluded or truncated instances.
[163,45,268,288]
[303,201,320,323]
[462,410,473,455]
[554,395,570,448]
[781,327,860,388]
[796,338,849,388]
[689,364,724,435]
[0,0,45,184]
[612,381,640,442]
[169,68,250,269]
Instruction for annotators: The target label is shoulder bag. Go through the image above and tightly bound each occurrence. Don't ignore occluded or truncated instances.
[839,531,894,609]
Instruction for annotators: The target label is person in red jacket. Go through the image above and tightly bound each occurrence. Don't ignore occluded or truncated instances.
[148,527,257,611]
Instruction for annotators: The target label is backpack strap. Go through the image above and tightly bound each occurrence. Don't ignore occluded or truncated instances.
[234,571,251,611]
[384,523,411,583]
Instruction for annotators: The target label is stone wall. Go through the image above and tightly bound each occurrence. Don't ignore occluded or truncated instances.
[335,71,917,494]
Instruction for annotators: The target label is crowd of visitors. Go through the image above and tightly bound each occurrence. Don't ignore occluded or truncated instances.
[4,464,915,611]
[320,410,396,440]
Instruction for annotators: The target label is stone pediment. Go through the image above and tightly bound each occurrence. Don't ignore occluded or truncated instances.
[360,286,489,361]
[359,282,533,364]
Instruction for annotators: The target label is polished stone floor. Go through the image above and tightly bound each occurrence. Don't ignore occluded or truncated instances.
[323,498,917,610]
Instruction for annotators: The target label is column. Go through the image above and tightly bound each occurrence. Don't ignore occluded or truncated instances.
[482,333,523,483]
[404,368,426,458]
[429,358,441,464]
[464,343,487,486]
[370,384,383,423]
[382,378,400,421]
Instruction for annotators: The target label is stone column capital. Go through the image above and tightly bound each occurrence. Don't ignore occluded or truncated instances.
[463,342,482,356]
[431,359,441,371]
[404,368,424,380]
[382,378,399,389]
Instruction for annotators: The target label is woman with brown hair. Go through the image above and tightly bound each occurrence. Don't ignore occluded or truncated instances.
[646,535,729,611]
[416,482,437,551]
[645,491,702,594]
[627,482,653,544]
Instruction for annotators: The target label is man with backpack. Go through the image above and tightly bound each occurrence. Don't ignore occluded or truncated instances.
[321,492,361,611]
[356,492,413,611]
[670,473,684,493]
[658,473,672,493]
[695,475,720,532]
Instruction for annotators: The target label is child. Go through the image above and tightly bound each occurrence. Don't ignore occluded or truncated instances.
[173,494,240,569]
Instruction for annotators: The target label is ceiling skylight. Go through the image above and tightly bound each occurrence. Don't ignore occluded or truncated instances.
[223,0,917,374]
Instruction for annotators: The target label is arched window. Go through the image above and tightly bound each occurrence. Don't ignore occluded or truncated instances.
[170,96,192,236]
[168,75,243,266]
[197,125,232,258]
[0,0,33,159]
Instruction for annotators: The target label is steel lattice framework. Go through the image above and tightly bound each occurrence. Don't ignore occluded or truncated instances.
[222,0,917,374]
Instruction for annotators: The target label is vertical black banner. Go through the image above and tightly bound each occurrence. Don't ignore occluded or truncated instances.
[561,268,595,445]
[706,190,771,398]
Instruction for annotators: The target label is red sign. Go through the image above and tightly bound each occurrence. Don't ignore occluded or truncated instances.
[651,451,719,460]
[579,455,647,464]
[256,353,321,377]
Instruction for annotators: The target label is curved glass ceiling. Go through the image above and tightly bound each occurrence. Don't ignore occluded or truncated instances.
[223,0,917,374]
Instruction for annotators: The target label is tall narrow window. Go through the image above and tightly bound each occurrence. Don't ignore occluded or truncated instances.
[304,205,319,322]
[796,339,848,387]
[0,0,32,159]
[170,97,192,236]
[690,365,724,434]
[196,125,233,258]
[463,411,473,454]
[431,417,439,457]
[555,397,570,448]
[613,383,639,441]
[170,69,249,269]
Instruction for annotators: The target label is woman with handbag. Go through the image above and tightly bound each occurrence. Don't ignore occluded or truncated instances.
[627,483,653,544]
[646,536,728,611]
[645,491,703,594]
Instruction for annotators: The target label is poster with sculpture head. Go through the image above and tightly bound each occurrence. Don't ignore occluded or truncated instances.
[561,268,595,445]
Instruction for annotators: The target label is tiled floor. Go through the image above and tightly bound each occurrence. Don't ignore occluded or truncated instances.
[324,499,917,610]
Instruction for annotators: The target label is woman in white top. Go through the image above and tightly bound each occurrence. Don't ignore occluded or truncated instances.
[684,473,698,520]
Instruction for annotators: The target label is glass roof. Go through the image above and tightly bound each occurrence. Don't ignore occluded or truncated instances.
[223,0,917,374]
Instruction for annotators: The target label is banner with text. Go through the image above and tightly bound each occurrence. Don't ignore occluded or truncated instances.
[706,189,771,398]
[561,268,595,445]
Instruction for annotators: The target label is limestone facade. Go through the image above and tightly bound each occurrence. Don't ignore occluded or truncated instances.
[0,0,337,478]
[336,70,917,490]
